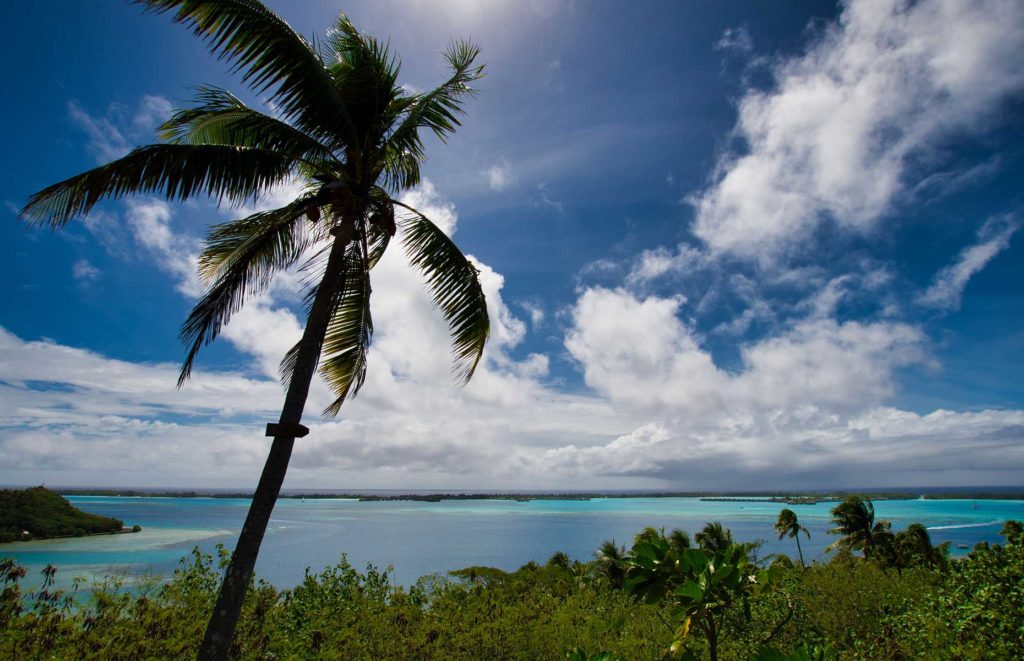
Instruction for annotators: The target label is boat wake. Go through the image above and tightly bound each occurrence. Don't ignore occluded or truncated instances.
[926,519,1002,531]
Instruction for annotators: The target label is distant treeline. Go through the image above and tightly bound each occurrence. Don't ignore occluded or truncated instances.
[53,488,1024,502]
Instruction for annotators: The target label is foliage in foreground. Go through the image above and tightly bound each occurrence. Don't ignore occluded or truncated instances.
[0,521,1020,660]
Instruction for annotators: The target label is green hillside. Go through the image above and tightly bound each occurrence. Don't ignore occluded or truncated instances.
[0,487,123,542]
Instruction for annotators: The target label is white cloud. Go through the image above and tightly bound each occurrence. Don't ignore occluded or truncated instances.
[485,162,513,191]
[625,244,706,286]
[68,95,173,164]
[0,327,283,425]
[715,26,753,54]
[526,405,1024,488]
[919,214,1019,311]
[67,101,128,162]
[72,259,100,282]
[519,301,545,329]
[534,183,564,213]
[4,263,1023,488]
[565,286,925,418]
[124,199,203,297]
[692,0,1024,261]
[543,58,564,91]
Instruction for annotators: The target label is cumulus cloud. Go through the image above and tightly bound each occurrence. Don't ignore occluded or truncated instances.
[566,286,925,417]
[526,405,1024,488]
[4,266,1023,488]
[692,0,1024,261]
[919,214,1019,311]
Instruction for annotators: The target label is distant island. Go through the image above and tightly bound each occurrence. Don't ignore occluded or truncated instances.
[0,486,139,543]
[51,487,1024,503]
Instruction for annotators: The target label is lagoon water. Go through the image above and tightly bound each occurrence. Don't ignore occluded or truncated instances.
[2,495,1021,591]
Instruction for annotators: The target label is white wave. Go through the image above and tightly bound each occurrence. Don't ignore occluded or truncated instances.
[927,519,1002,531]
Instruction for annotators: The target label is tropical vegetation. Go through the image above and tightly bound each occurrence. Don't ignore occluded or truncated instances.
[2,512,1020,659]
[20,2,490,657]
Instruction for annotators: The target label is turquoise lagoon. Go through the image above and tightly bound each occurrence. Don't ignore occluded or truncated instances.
[2,495,1021,591]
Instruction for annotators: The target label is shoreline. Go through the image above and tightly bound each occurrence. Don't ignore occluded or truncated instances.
[1,527,141,545]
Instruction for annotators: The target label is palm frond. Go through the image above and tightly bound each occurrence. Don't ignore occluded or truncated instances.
[324,13,403,156]
[385,41,483,172]
[160,86,336,164]
[136,0,356,145]
[278,237,373,416]
[365,202,394,267]
[392,199,489,383]
[319,240,373,416]
[379,142,422,191]
[21,144,293,228]
[178,196,314,385]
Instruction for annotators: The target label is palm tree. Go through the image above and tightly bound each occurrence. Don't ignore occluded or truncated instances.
[634,526,663,545]
[893,523,947,570]
[695,521,734,553]
[774,508,810,567]
[826,496,891,560]
[667,528,691,554]
[1001,520,1023,545]
[595,539,626,589]
[21,3,489,658]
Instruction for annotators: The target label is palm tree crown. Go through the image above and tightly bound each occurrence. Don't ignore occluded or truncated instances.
[827,496,892,559]
[774,508,810,567]
[22,3,490,415]
[695,521,734,553]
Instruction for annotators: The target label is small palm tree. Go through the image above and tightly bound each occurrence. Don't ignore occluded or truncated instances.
[695,521,734,553]
[595,539,626,589]
[667,528,691,554]
[21,3,489,658]
[634,526,663,545]
[1001,520,1023,545]
[774,508,810,567]
[826,496,891,560]
[892,523,947,570]
[546,551,571,570]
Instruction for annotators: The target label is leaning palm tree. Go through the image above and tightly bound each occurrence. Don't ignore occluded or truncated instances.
[826,496,891,560]
[774,508,810,567]
[21,3,489,658]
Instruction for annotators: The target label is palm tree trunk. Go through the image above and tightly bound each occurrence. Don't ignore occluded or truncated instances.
[795,534,805,568]
[706,615,719,661]
[198,222,354,661]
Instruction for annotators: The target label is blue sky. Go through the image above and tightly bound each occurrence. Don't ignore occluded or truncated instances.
[1,0,1022,490]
